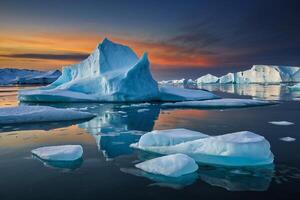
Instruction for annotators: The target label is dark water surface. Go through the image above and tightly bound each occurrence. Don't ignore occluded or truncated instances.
[0,85,300,200]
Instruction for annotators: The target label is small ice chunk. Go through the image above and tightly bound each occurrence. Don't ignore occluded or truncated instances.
[162,98,274,109]
[31,145,83,161]
[135,154,198,177]
[269,121,294,126]
[136,128,208,147]
[137,108,150,113]
[280,137,296,142]
[0,106,95,124]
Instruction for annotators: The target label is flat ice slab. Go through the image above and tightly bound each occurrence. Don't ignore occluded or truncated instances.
[135,154,198,177]
[137,128,208,147]
[0,106,95,124]
[162,98,274,109]
[159,86,219,101]
[269,121,294,126]
[280,137,296,142]
[131,130,274,166]
[31,145,83,161]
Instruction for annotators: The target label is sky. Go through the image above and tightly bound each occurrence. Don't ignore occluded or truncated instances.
[0,0,300,79]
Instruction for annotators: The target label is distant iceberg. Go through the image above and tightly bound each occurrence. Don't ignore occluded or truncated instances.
[131,130,274,166]
[196,65,300,84]
[0,68,61,85]
[159,65,300,86]
[19,38,218,102]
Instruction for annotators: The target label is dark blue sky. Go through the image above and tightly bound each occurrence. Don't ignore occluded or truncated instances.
[1,0,300,79]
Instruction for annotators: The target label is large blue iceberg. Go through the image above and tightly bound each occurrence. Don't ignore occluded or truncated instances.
[18,38,218,102]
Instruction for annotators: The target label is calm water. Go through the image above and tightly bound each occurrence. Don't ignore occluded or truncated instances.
[0,85,300,200]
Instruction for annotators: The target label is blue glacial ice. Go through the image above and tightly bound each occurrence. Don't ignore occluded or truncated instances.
[135,153,198,177]
[18,38,218,102]
[131,130,274,166]
[0,106,95,124]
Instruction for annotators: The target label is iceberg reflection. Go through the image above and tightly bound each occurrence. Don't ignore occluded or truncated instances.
[78,104,160,159]
[32,156,83,171]
[198,164,274,191]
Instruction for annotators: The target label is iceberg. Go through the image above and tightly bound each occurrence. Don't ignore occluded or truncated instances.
[137,128,208,147]
[0,106,95,124]
[196,65,300,84]
[158,86,219,101]
[0,68,61,85]
[269,121,294,126]
[219,73,235,84]
[31,145,83,161]
[131,130,274,166]
[162,98,275,109]
[19,38,160,102]
[135,154,198,177]
[18,38,218,102]
[196,74,219,84]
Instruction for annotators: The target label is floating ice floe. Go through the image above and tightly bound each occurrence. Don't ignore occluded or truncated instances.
[269,121,294,126]
[18,38,218,102]
[280,137,296,142]
[0,106,95,124]
[158,86,219,101]
[135,154,198,177]
[31,145,83,161]
[161,98,275,109]
[131,130,274,166]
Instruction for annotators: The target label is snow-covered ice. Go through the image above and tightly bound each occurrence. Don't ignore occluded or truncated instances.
[135,154,198,177]
[18,38,218,102]
[31,145,83,161]
[269,121,294,126]
[279,137,296,142]
[136,128,208,147]
[0,106,95,124]
[0,68,61,85]
[131,130,274,166]
[158,86,219,101]
[162,98,274,109]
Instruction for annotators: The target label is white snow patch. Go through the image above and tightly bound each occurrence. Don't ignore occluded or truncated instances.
[135,153,198,177]
[31,145,83,161]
